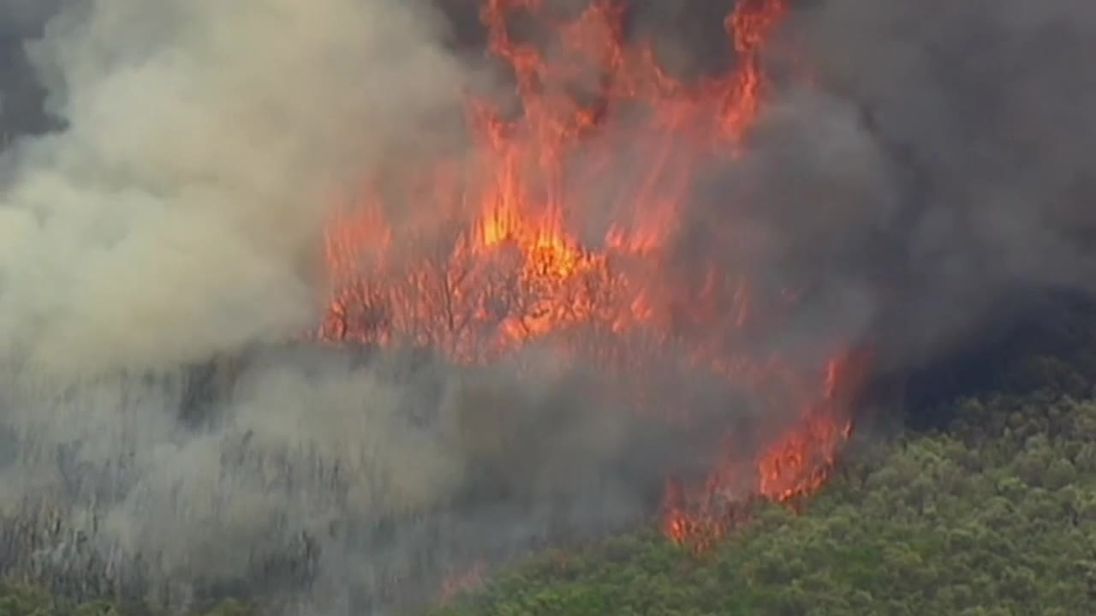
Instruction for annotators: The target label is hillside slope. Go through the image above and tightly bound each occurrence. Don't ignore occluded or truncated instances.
[2,363,1096,615]
[434,387,1096,615]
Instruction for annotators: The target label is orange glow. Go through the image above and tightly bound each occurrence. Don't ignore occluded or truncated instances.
[758,351,870,503]
[320,0,861,553]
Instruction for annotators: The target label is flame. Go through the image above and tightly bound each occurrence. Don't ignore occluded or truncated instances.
[660,350,871,553]
[320,0,860,553]
[758,353,866,504]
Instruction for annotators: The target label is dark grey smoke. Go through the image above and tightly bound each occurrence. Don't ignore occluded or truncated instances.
[775,0,1096,368]
[637,0,1096,380]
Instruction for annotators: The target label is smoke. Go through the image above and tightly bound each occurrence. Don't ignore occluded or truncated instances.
[0,0,515,612]
[619,0,1096,377]
[0,343,699,613]
[768,0,1096,369]
[0,5,719,609]
[0,0,465,377]
[0,0,62,141]
[3,0,1096,613]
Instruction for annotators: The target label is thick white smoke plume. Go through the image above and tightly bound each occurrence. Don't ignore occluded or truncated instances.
[0,0,464,377]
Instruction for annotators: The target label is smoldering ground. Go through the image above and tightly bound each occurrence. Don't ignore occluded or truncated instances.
[2,0,1096,614]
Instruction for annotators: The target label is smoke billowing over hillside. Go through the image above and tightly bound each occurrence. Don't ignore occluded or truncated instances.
[1,0,1095,613]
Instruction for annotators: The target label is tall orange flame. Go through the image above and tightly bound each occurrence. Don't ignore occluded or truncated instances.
[320,0,860,553]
